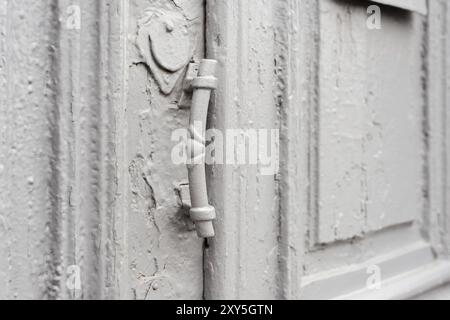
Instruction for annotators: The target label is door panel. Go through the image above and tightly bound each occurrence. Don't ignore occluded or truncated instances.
[317,0,425,243]
[303,0,449,299]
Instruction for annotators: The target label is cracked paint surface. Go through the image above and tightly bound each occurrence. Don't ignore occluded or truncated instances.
[0,0,204,300]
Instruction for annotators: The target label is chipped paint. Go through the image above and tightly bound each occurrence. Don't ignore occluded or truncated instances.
[124,0,204,299]
[136,1,201,95]
[0,0,450,301]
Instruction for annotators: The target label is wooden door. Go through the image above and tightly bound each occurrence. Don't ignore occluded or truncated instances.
[1,0,449,300]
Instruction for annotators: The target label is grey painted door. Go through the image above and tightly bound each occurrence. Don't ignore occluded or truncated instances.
[0,0,449,300]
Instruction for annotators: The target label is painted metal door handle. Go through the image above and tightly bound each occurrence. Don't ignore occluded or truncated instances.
[186,59,218,238]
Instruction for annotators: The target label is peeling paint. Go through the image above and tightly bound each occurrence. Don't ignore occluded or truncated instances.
[135,1,201,95]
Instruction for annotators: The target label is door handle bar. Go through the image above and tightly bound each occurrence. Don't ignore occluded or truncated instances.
[186,59,218,238]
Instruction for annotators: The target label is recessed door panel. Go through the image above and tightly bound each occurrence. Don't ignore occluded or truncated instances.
[317,1,425,244]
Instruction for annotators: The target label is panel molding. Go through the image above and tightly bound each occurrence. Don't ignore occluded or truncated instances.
[0,0,125,299]
[301,0,450,300]
[275,0,321,299]
[427,0,450,258]
[337,260,450,300]
[52,0,124,299]
[370,0,427,15]
[300,242,436,299]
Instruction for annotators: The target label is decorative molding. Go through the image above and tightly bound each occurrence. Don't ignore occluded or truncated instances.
[300,242,437,299]
[0,0,123,299]
[337,260,450,300]
[276,0,320,300]
[52,0,123,299]
[427,0,450,258]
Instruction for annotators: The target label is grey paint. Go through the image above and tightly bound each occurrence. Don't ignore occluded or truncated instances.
[205,0,282,299]
[186,59,218,238]
[0,0,60,299]
[0,0,204,300]
[0,0,450,300]
[117,0,205,299]
[371,0,427,15]
[414,283,450,300]
[0,0,127,300]
[206,0,450,300]
[317,0,425,243]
